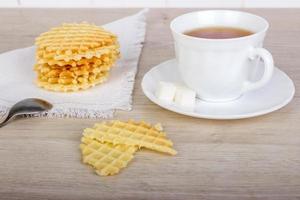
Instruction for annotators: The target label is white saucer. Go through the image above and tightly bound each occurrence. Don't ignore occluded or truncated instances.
[141,59,295,119]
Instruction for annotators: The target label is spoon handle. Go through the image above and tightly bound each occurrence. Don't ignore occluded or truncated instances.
[0,112,12,127]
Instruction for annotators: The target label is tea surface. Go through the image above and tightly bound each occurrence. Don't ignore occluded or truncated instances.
[184,26,254,39]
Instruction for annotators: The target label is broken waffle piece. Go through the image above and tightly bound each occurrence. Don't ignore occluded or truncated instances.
[80,136,137,176]
[80,120,177,177]
[83,120,177,155]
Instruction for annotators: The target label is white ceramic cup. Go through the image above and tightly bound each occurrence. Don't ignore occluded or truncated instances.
[170,10,274,102]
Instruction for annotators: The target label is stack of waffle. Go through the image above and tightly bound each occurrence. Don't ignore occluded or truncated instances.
[80,120,177,176]
[34,23,120,92]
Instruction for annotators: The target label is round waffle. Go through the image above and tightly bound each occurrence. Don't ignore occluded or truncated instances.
[35,23,117,51]
[36,45,120,65]
[35,61,111,92]
[36,71,109,92]
[34,22,120,92]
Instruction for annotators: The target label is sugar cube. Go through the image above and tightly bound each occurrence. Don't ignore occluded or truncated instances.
[155,81,177,103]
[174,86,196,110]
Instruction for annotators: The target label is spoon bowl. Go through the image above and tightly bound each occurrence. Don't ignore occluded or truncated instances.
[0,98,52,127]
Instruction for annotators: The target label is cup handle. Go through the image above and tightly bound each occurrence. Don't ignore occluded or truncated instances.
[243,47,274,92]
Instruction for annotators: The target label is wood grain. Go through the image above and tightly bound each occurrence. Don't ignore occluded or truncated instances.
[0,8,299,200]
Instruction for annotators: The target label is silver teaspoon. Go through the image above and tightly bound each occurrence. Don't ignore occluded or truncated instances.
[0,98,53,127]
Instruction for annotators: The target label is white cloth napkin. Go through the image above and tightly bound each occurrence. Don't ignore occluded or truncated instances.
[0,9,147,118]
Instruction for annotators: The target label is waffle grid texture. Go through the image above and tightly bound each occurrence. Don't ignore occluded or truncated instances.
[80,137,137,176]
[80,120,177,176]
[34,22,120,92]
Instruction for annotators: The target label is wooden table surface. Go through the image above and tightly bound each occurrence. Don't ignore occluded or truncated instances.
[0,8,299,200]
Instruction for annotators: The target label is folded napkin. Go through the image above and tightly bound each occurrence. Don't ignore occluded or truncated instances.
[0,9,147,118]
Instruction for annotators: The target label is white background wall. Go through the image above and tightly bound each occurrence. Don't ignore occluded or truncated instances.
[1,0,300,8]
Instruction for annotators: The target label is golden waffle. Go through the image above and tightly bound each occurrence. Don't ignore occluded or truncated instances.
[35,59,112,92]
[83,120,177,155]
[36,71,109,92]
[36,45,120,65]
[34,22,120,92]
[35,65,111,82]
[34,62,111,76]
[35,23,118,61]
[34,54,114,78]
[80,136,137,176]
